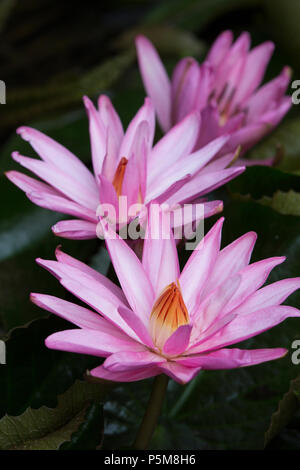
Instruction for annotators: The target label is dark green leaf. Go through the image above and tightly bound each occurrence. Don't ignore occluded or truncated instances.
[0,380,107,450]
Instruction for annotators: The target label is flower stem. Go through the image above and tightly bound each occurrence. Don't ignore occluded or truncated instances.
[133,374,169,450]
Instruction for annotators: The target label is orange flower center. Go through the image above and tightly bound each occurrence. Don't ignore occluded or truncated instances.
[112,157,128,197]
[149,281,189,350]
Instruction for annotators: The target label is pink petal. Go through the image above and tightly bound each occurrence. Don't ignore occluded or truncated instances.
[147,111,201,188]
[118,306,155,349]
[57,278,140,342]
[146,135,229,202]
[103,350,165,372]
[178,347,287,369]
[122,121,149,206]
[28,191,96,222]
[5,170,58,196]
[179,218,224,314]
[101,220,154,321]
[171,57,201,123]
[195,105,220,148]
[16,126,98,196]
[246,66,291,123]
[165,166,245,206]
[195,274,241,329]
[233,277,300,315]
[52,219,97,239]
[55,246,127,303]
[12,152,98,210]
[259,96,292,129]
[231,42,274,108]
[201,231,257,298]
[214,32,250,100]
[162,325,192,356]
[31,293,113,330]
[199,151,241,174]
[90,364,159,382]
[142,207,180,296]
[98,95,124,180]
[118,97,155,161]
[45,328,144,357]
[135,35,171,132]
[83,95,107,180]
[222,256,286,314]
[206,30,233,67]
[158,362,202,384]
[191,305,300,354]
[98,174,119,222]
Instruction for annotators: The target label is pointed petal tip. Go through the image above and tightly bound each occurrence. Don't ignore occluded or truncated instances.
[16,126,31,139]
[11,151,21,162]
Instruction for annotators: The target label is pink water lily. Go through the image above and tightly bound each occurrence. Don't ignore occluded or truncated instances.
[6,95,244,240]
[136,31,292,163]
[31,215,300,384]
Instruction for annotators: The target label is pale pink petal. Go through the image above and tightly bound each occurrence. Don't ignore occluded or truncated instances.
[199,151,239,174]
[90,364,159,382]
[98,174,119,221]
[5,170,59,196]
[122,121,149,206]
[135,35,171,132]
[83,95,107,180]
[142,207,180,295]
[194,62,214,111]
[231,42,275,108]
[16,126,98,195]
[201,231,257,298]
[178,347,287,369]
[101,220,154,320]
[98,95,124,180]
[195,275,241,328]
[158,362,201,384]
[179,218,224,314]
[223,256,286,314]
[162,325,192,356]
[31,293,113,330]
[191,305,300,354]
[52,219,97,239]
[171,57,201,123]
[118,97,155,161]
[45,328,144,357]
[36,257,127,311]
[118,306,155,349]
[146,135,229,202]
[170,200,223,233]
[12,152,98,210]
[206,30,233,67]
[259,96,292,128]
[103,350,165,372]
[214,32,250,99]
[57,278,139,342]
[246,66,291,123]
[196,105,220,148]
[233,277,300,315]
[28,191,97,222]
[165,166,245,206]
[55,246,127,303]
[147,111,201,188]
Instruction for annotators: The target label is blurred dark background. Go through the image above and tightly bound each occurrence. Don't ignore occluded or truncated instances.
[1,0,300,142]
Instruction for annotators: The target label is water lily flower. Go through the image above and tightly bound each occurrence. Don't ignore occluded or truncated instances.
[136,31,292,162]
[31,215,300,384]
[6,96,244,240]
